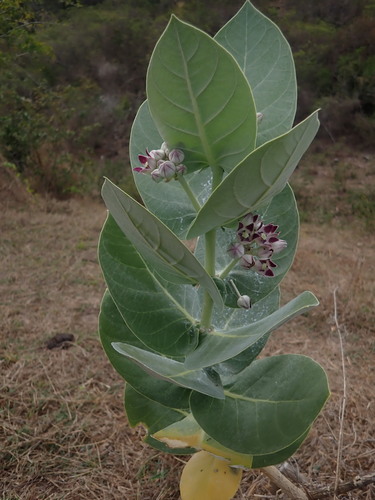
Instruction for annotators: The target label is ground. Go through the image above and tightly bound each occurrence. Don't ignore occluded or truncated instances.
[1,144,374,499]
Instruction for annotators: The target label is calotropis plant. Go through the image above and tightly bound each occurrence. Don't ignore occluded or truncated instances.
[98,2,330,499]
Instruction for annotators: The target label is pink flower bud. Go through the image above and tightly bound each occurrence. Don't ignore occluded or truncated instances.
[240,254,255,269]
[161,142,170,156]
[169,148,184,164]
[151,169,163,183]
[150,149,166,161]
[158,161,176,180]
[269,238,287,253]
[227,241,245,259]
[175,164,187,177]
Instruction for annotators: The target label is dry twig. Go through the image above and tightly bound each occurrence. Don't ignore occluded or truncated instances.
[333,287,347,498]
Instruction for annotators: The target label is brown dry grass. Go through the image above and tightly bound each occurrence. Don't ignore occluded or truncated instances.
[1,147,374,499]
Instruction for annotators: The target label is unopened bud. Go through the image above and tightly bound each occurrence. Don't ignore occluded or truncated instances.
[161,142,170,156]
[151,169,163,183]
[169,148,184,164]
[149,149,165,161]
[237,295,251,309]
[175,164,187,177]
[158,160,176,180]
[227,241,245,259]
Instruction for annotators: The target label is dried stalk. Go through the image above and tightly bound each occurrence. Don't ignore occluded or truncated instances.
[260,465,309,500]
[308,473,375,499]
[332,287,347,498]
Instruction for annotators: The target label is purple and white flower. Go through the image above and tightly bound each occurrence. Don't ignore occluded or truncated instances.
[134,143,187,182]
[227,212,287,278]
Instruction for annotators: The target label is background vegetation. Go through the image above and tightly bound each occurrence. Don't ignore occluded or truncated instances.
[1,0,374,197]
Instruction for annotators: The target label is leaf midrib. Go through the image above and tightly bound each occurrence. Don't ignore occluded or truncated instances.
[174,22,216,167]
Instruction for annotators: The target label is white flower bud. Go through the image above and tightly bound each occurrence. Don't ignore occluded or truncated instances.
[151,169,163,183]
[158,161,176,180]
[149,149,166,161]
[237,295,251,309]
[175,164,187,177]
[169,148,184,165]
[161,142,170,156]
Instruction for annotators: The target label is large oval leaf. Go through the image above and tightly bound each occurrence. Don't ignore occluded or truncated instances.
[130,101,215,238]
[101,179,223,308]
[215,1,297,146]
[184,291,318,369]
[190,354,330,455]
[99,214,198,356]
[113,342,224,399]
[99,290,191,409]
[187,110,319,238]
[147,16,257,173]
[130,101,198,237]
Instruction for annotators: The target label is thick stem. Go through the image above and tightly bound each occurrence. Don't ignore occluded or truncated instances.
[219,258,239,279]
[200,166,223,329]
[200,229,216,329]
[178,176,201,212]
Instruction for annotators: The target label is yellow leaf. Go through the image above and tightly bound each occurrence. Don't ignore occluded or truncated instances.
[180,451,242,500]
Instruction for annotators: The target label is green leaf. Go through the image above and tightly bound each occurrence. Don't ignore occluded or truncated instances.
[251,428,310,468]
[101,178,223,308]
[213,288,280,377]
[99,214,198,357]
[112,342,225,400]
[147,16,257,173]
[187,110,319,238]
[99,290,191,409]
[130,101,214,237]
[190,354,330,455]
[185,291,319,369]
[215,1,297,146]
[124,385,195,454]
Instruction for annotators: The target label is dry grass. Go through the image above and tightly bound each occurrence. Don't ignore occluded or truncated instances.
[1,149,374,499]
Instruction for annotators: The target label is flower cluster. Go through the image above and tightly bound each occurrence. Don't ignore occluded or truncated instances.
[134,142,186,182]
[227,213,287,277]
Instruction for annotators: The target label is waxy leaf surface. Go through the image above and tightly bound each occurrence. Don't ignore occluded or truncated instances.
[190,354,330,455]
[101,179,222,308]
[112,342,225,399]
[99,289,191,409]
[130,101,204,238]
[215,1,297,146]
[99,214,198,357]
[187,110,319,238]
[147,16,257,173]
[185,291,318,369]
[251,429,310,468]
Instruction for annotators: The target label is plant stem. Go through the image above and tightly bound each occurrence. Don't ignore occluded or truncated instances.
[219,258,239,279]
[200,228,216,329]
[178,176,201,212]
[200,165,223,329]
